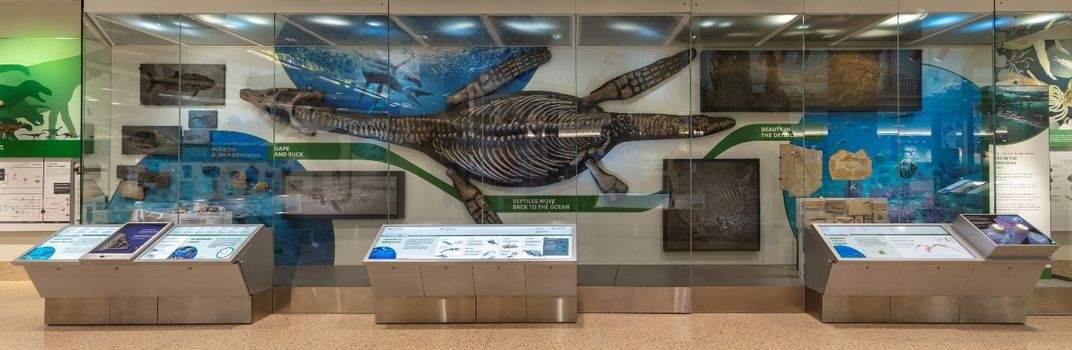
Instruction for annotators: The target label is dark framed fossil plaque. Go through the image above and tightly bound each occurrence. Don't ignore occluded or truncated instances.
[699,49,921,112]
[120,125,181,155]
[662,159,760,251]
[139,64,226,106]
[281,171,405,219]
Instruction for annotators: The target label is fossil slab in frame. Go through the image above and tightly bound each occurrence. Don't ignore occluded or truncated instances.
[120,125,180,155]
[281,171,404,219]
[663,159,760,251]
[139,64,226,106]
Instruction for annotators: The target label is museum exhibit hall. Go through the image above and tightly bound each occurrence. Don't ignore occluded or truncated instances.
[1,0,1072,348]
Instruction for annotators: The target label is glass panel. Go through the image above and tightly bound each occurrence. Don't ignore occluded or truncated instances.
[689,6,805,289]
[993,10,1072,276]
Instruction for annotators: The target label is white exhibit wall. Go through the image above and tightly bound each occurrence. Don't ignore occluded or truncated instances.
[99,44,1004,266]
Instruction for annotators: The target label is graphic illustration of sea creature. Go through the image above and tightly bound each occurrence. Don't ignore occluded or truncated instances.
[355,51,432,108]
[1050,81,1071,123]
[242,48,736,223]
[523,249,543,257]
[897,158,918,179]
[140,66,217,97]
[502,243,518,249]
[438,247,460,254]
[100,233,130,251]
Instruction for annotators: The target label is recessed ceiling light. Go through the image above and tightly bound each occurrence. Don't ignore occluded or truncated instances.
[446,21,477,31]
[504,21,553,33]
[700,20,716,27]
[881,13,926,26]
[771,15,798,25]
[367,20,384,27]
[719,22,732,28]
[1022,13,1064,25]
[552,33,563,40]
[310,16,351,27]
[244,16,271,26]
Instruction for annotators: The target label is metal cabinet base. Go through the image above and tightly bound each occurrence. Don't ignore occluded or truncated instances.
[44,297,156,325]
[807,289,1027,323]
[158,289,273,324]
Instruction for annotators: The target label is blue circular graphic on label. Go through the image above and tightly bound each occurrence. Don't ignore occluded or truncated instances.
[168,246,198,260]
[834,245,866,259]
[216,247,236,259]
[23,246,55,260]
[368,246,397,260]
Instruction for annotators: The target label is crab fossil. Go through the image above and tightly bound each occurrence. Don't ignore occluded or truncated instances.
[242,48,736,223]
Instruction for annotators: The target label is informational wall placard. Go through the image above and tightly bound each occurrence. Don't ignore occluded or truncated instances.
[0,160,72,223]
[18,226,119,261]
[367,225,574,261]
[88,223,170,255]
[138,225,260,261]
[819,225,975,260]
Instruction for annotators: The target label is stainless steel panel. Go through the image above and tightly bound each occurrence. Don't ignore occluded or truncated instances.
[44,298,110,325]
[891,296,960,323]
[963,261,1048,297]
[425,296,476,323]
[237,228,274,294]
[108,297,158,324]
[525,264,577,296]
[251,289,273,322]
[893,264,974,296]
[473,265,525,296]
[1028,280,1072,315]
[825,263,901,296]
[273,287,374,314]
[419,264,475,297]
[476,295,526,322]
[141,265,247,297]
[88,265,154,297]
[24,265,106,298]
[158,296,253,324]
[692,286,805,313]
[804,227,836,294]
[578,286,690,313]
[527,295,577,322]
[960,296,1027,323]
[366,264,423,297]
[374,296,426,323]
[820,295,891,322]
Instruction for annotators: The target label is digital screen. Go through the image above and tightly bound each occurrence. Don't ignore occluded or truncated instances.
[368,225,574,261]
[89,223,170,255]
[820,225,974,260]
[962,214,1054,245]
[19,226,119,261]
[139,226,259,261]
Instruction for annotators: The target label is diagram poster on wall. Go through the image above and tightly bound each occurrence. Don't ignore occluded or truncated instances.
[0,160,72,223]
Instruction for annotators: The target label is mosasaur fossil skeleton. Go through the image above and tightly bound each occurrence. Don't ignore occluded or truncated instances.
[241,48,736,223]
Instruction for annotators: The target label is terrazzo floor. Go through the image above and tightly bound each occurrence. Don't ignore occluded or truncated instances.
[1,282,1070,349]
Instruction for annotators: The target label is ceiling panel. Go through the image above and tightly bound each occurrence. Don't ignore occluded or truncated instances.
[578,15,684,46]
[286,14,414,46]
[488,15,572,46]
[396,15,492,46]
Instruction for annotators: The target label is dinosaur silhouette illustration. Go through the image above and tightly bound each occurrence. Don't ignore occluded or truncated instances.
[0,55,81,140]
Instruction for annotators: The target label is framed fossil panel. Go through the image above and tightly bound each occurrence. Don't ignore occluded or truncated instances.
[139,64,226,106]
[699,49,921,112]
[281,171,405,219]
[663,159,760,251]
[120,125,180,155]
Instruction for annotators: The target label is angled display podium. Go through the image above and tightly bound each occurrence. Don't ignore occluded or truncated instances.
[12,225,123,325]
[14,223,273,325]
[805,214,1056,323]
[364,224,576,323]
[134,224,273,324]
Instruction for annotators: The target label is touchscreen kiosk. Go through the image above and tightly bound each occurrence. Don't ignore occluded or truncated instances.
[17,225,120,262]
[366,225,575,261]
[818,224,977,260]
[81,222,173,261]
[136,224,262,262]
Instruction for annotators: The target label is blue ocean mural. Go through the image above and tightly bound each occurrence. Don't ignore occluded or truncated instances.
[786,65,988,226]
[104,131,334,265]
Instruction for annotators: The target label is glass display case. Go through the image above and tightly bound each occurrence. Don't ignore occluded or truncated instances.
[75,0,1069,312]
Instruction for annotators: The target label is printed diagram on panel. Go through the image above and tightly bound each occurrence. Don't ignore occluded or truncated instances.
[0,161,71,223]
